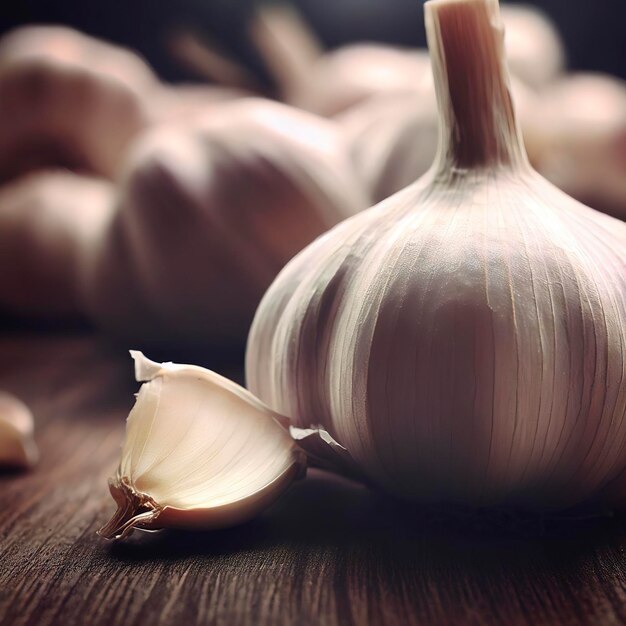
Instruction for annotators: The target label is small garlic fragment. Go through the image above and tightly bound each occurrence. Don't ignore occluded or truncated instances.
[98,352,307,540]
[0,392,38,469]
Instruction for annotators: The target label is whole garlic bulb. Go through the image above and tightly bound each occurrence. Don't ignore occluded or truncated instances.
[0,26,155,181]
[526,74,626,220]
[0,171,114,317]
[82,98,368,346]
[250,4,432,117]
[247,0,626,510]
[499,4,565,89]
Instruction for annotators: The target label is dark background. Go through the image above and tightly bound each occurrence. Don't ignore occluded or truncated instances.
[1,0,624,84]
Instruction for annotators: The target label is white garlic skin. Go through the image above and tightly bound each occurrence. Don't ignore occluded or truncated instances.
[247,0,626,510]
[247,167,626,509]
[83,98,367,346]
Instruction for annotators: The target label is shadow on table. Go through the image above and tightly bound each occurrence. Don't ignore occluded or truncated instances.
[107,467,625,583]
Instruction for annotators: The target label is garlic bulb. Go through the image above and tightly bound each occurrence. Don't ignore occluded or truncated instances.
[250,4,431,117]
[82,98,367,346]
[0,392,38,469]
[99,352,306,539]
[0,26,154,181]
[247,0,626,510]
[526,74,626,220]
[0,171,114,317]
[499,4,565,89]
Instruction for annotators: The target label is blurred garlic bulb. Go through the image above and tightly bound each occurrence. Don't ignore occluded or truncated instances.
[0,171,114,317]
[250,4,431,117]
[526,74,626,220]
[500,4,565,89]
[0,26,155,181]
[247,0,626,510]
[0,392,38,469]
[338,92,439,204]
[338,71,537,203]
[99,352,305,540]
[82,98,367,346]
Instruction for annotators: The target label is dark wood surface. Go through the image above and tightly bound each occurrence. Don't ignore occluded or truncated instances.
[1,332,625,626]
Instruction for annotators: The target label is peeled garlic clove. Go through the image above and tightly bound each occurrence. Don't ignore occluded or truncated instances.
[82,98,368,346]
[247,0,626,510]
[0,26,154,181]
[0,171,115,317]
[500,4,565,89]
[0,392,38,469]
[99,352,306,540]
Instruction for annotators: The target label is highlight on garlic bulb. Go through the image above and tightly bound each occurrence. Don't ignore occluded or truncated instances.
[0,25,154,181]
[99,352,306,540]
[0,392,38,469]
[525,73,626,220]
[247,0,626,510]
[82,98,368,346]
[0,171,114,317]
[499,4,565,89]
[250,4,432,117]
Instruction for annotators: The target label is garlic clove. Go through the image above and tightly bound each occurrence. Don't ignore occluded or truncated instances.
[0,392,38,469]
[98,352,306,540]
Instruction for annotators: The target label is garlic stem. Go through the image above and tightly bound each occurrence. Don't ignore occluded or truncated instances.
[427,0,527,172]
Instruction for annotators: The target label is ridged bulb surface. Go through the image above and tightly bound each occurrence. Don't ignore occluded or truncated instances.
[247,0,626,509]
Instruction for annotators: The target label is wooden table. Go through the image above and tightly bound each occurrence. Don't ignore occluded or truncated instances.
[1,332,625,626]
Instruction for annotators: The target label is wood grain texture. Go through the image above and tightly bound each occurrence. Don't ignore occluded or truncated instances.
[1,332,625,626]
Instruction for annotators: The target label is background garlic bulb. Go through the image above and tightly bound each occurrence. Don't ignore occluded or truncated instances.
[99,352,305,540]
[499,4,565,89]
[526,73,626,220]
[0,26,155,181]
[338,71,537,204]
[250,4,432,117]
[247,0,626,510]
[82,98,368,346]
[0,171,114,317]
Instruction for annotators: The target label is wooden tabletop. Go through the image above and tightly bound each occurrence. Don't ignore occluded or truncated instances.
[1,331,625,626]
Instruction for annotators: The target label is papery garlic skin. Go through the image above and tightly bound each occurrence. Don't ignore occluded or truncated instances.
[0,392,38,469]
[99,352,306,540]
[82,98,368,346]
[247,0,626,510]
[0,171,114,317]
